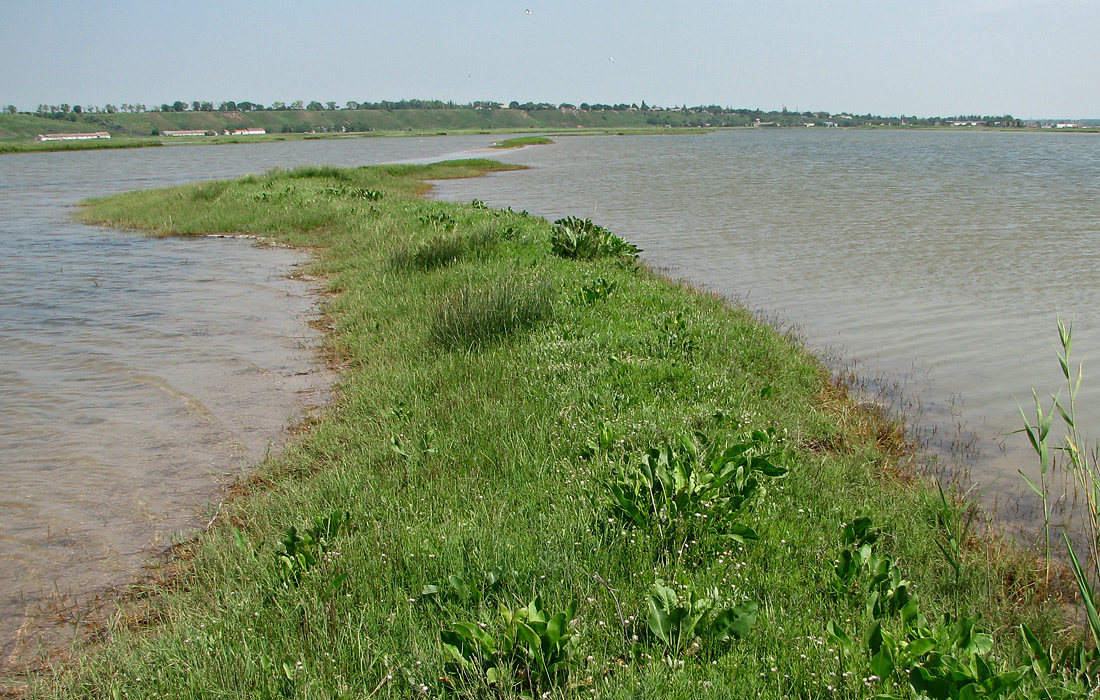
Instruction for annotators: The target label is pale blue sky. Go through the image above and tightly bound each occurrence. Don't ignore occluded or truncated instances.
[2,0,1098,118]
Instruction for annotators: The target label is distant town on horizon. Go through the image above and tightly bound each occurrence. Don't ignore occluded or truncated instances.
[5,99,1098,128]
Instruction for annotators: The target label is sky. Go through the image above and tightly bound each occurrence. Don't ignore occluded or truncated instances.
[2,0,1098,119]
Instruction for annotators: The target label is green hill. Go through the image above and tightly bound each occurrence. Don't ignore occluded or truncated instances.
[0,113,90,140]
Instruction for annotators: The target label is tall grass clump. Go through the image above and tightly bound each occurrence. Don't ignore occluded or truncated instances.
[430,276,554,350]
[277,164,354,181]
[187,180,229,202]
[390,230,499,272]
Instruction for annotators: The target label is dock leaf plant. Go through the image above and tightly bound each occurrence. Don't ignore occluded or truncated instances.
[601,430,786,558]
[274,509,350,587]
[644,580,758,658]
[440,596,578,695]
[550,216,640,261]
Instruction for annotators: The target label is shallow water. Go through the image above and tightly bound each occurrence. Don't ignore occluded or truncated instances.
[432,129,1100,518]
[0,134,504,660]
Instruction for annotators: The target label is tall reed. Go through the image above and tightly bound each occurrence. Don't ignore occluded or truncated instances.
[1020,319,1100,640]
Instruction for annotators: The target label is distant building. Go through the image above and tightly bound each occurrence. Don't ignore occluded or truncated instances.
[1056,123,1081,129]
[162,130,211,137]
[35,131,110,141]
[223,127,266,136]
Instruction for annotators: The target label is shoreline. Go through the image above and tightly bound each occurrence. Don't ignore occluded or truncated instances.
[1,235,336,678]
[4,123,1096,155]
[13,160,1085,698]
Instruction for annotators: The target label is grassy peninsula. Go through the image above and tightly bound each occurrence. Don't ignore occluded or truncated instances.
[27,160,1086,698]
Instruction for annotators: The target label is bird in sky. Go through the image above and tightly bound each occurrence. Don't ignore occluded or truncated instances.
[609,57,615,63]
[525,9,531,14]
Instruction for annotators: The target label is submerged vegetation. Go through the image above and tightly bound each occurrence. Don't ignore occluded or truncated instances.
[19,160,1094,697]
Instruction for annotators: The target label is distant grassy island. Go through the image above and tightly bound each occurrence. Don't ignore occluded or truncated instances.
[491,136,555,149]
[4,100,1092,154]
[15,158,1094,698]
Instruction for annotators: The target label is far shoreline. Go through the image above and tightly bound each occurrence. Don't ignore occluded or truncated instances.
[4,123,1097,155]
[0,127,703,155]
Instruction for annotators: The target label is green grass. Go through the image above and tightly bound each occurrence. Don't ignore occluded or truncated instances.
[21,160,1084,698]
[490,136,554,149]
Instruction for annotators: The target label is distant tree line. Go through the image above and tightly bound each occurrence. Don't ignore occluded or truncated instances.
[8,100,1022,129]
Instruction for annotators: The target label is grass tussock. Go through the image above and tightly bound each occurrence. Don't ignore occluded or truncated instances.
[430,275,554,350]
[391,235,470,271]
[28,160,1087,699]
[187,180,229,202]
[390,227,500,272]
[277,164,354,181]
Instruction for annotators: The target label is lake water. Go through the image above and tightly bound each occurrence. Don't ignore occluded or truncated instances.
[0,134,504,662]
[432,129,1100,521]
